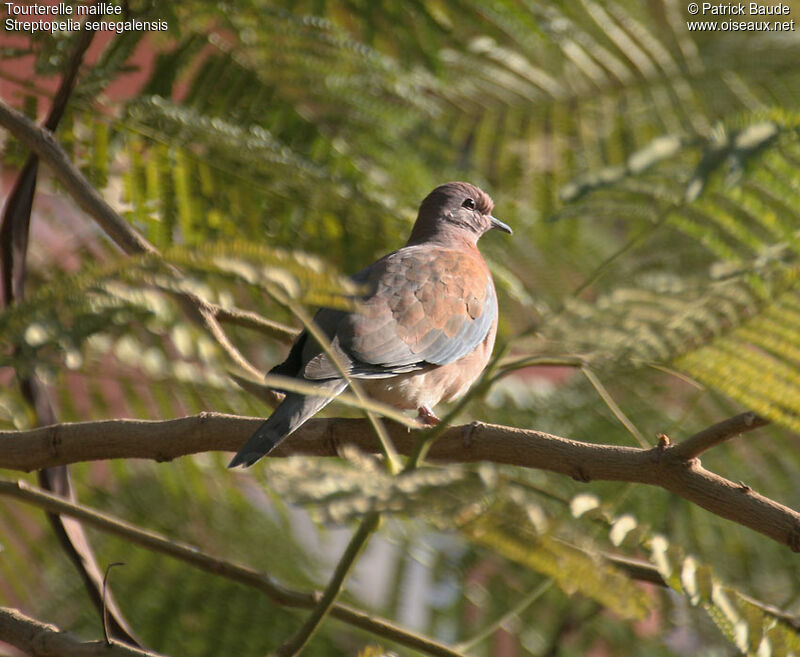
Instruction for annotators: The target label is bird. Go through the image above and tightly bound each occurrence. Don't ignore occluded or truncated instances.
[229,182,512,467]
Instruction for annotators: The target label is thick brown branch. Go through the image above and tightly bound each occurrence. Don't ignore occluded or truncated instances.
[673,412,770,460]
[1,413,797,551]
[0,480,468,657]
[0,607,164,657]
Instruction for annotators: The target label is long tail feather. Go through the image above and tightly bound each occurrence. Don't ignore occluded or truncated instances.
[228,380,347,467]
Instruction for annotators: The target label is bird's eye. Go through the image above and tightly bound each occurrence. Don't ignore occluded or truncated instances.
[462,198,476,209]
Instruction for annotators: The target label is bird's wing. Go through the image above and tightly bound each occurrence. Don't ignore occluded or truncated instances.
[302,245,496,380]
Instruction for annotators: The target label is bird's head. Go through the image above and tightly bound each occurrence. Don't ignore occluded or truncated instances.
[407,182,512,247]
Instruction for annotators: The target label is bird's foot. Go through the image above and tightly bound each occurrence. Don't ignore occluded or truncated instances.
[463,421,479,448]
[417,406,440,426]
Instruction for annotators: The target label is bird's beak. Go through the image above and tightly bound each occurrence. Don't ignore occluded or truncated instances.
[489,215,513,235]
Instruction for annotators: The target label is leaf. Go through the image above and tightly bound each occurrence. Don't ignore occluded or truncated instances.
[649,536,800,656]
[260,452,485,523]
[0,242,357,373]
[461,501,651,622]
[158,242,361,309]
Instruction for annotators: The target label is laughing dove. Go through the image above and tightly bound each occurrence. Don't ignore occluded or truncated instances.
[229,182,511,467]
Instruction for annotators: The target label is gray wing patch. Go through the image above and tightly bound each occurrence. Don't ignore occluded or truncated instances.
[350,280,496,370]
[419,282,496,365]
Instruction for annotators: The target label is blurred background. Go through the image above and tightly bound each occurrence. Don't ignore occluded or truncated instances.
[2,1,800,655]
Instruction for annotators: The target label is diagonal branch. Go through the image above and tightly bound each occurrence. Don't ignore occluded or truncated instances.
[214,305,298,344]
[582,366,649,448]
[0,412,796,551]
[0,97,278,390]
[0,480,469,657]
[277,511,381,657]
[0,101,155,257]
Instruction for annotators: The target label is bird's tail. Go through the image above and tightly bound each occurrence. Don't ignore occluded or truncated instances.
[228,380,347,468]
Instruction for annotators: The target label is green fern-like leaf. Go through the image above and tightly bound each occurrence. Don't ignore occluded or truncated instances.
[461,500,651,622]
[260,451,487,523]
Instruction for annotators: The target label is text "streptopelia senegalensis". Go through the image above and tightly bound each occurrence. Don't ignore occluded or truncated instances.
[229,182,512,467]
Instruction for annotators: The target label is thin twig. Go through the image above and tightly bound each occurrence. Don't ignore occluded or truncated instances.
[493,355,585,381]
[673,412,770,460]
[604,553,800,629]
[214,305,298,344]
[518,208,674,338]
[285,299,401,474]
[252,374,418,427]
[196,303,263,380]
[277,512,381,657]
[456,579,554,651]
[569,209,673,300]
[0,100,155,256]
[231,372,419,426]
[102,562,126,645]
[268,299,400,651]
[582,366,650,448]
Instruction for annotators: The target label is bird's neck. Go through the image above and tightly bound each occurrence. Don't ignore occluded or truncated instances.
[405,224,479,250]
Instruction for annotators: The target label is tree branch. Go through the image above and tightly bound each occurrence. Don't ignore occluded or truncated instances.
[0,607,164,657]
[0,101,156,257]
[0,413,797,551]
[0,480,468,657]
[672,411,769,460]
[277,511,381,657]
[214,305,298,344]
